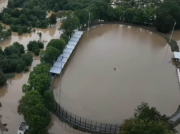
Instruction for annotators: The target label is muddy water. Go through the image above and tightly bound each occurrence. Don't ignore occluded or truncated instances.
[0,21,61,50]
[0,20,77,134]
[53,24,180,124]
[0,0,8,10]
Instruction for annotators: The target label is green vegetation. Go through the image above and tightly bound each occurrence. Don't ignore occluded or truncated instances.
[7,0,179,133]
[0,42,33,86]
[0,43,32,73]
[49,13,57,26]
[0,71,6,86]
[27,40,44,56]
[5,0,180,33]
[0,7,47,35]
[60,15,80,37]
[40,39,66,65]
[0,24,11,42]
[20,63,53,134]
[156,0,180,33]
[120,102,176,134]
[18,90,51,134]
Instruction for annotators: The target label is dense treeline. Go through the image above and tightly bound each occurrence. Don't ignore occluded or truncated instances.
[6,0,180,33]
[156,0,180,33]
[0,42,33,73]
[8,0,96,11]
[19,34,67,133]
[40,38,66,65]
[0,7,48,35]
[0,42,33,86]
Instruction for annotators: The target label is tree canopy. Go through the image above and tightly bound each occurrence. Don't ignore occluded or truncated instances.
[0,43,33,74]
[156,0,180,33]
[18,90,51,134]
[0,24,11,42]
[49,13,57,26]
[60,15,80,37]
[121,102,176,134]
[0,70,6,86]
[27,40,44,56]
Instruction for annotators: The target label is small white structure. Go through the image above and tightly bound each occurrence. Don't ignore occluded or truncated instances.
[174,52,180,60]
[17,122,29,134]
[50,31,84,75]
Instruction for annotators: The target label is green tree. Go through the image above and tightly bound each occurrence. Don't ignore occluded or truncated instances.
[16,59,25,73]
[27,40,42,55]
[1,59,17,73]
[49,13,57,26]
[44,90,54,111]
[156,0,180,32]
[60,15,80,37]
[29,63,50,82]
[30,73,51,95]
[134,102,169,122]
[2,13,11,24]
[13,42,25,54]
[74,9,89,28]
[54,3,60,12]
[40,46,60,65]
[4,45,20,56]
[37,41,44,49]
[121,103,176,134]
[19,14,28,25]
[47,39,66,53]
[0,71,6,86]
[90,0,109,20]
[18,90,51,134]
[22,84,32,93]
[22,52,33,66]
[121,119,175,134]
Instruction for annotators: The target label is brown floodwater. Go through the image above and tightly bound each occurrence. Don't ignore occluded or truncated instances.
[0,0,8,10]
[0,20,83,134]
[53,24,180,124]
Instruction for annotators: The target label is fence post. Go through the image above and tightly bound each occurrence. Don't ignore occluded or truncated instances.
[95,122,97,132]
[58,105,60,114]
[109,124,112,133]
[90,121,92,130]
[59,105,61,114]
[80,117,81,126]
[57,104,59,113]
[55,102,57,111]
[75,115,76,124]
[100,123,102,132]
[66,110,67,119]
[70,113,72,122]
[105,124,107,133]
[62,108,64,117]
[114,124,117,134]
[85,119,87,128]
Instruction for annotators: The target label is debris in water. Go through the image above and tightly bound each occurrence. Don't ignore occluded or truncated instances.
[114,68,119,71]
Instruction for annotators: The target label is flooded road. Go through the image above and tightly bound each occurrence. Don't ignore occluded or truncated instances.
[53,24,180,124]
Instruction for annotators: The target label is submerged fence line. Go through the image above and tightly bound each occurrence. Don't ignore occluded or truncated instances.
[54,101,121,134]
